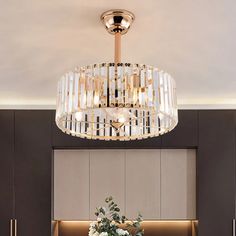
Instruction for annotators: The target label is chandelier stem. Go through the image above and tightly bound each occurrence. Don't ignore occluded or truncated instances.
[114,32,121,64]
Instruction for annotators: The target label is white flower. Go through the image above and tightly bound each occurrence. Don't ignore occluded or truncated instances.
[99,232,108,236]
[116,229,124,235]
[97,217,102,222]
[116,229,129,236]
[89,229,96,236]
[89,232,99,236]
[89,222,98,236]
[90,221,96,227]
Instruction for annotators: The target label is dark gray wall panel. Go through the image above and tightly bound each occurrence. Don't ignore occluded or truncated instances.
[15,110,52,236]
[52,111,89,148]
[2,109,236,236]
[198,110,236,236]
[162,110,198,148]
[0,111,14,236]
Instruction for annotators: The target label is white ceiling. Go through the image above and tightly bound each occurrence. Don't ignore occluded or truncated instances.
[0,0,236,108]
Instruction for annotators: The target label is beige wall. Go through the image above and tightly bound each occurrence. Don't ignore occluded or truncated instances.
[53,149,196,220]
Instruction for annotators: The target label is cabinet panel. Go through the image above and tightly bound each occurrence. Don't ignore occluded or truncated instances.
[162,110,198,148]
[198,111,235,236]
[125,137,162,149]
[90,150,125,219]
[53,149,196,221]
[126,150,161,219]
[161,149,196,219]
[51,111,89,148]
[0,111,14,236]
[54,150,90,220]
[15,111,51,236]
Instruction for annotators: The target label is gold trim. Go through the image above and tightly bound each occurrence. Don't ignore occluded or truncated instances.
[101,9,135,35]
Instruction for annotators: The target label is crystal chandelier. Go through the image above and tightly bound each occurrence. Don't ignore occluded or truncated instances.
[56,10,178,141]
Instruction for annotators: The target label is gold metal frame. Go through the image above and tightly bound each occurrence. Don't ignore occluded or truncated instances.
[100,9,135,35]
[55,9,178,141]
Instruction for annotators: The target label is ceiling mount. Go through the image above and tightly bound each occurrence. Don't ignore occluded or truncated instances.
[101,9,135,35]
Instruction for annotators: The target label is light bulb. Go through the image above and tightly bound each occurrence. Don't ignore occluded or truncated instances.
[118,116,126,123]
[132,126,139,135]
[81,93,87,108]
[104,108,131,123]
[75,111,83,121]
[94,94,99,105]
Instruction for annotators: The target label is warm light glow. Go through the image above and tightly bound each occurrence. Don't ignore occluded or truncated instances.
[58,220,196,223]
[94,94,100,105]
[75,111,83,121]
[56,64,178,140]
[141,220,194,225]
[118,116,126,123]
[59,221,89,223]
[54,220,198,236]
[105,107,133,124]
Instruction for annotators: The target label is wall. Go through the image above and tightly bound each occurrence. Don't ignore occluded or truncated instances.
[53,149,196,221]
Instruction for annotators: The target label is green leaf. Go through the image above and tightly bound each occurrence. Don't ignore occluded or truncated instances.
[93,196,143,236]
[135,232,143,236]
[105,196,113,203]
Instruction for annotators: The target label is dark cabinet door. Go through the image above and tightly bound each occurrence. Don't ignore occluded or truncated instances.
[198,110,236,236]
[52,111,89,149]
[124,136,161,149]
[52,110,162,149]
[15,111,52,236]
[162,110,198,148]
[0,111,14,236]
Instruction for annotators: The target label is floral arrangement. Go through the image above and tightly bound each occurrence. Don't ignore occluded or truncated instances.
[89,196,144,236]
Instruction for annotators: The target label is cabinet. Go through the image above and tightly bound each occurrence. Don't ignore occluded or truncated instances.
[14,111,52,236]
[161,149,196,219]
[3,109,236,236]
[125,150,161,219]
[54,150,90,220]
[90,150,125,219]
[198,111,236,236]
[51,110,89,149]
[162,110,198,148]
[0,111,52,236]
[54,149,196,220]
[0,111,14,236]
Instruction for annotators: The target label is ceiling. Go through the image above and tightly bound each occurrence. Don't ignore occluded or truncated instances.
[0,0,236,108]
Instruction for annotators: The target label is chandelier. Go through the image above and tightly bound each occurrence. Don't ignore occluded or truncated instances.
[56,9,178,141]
